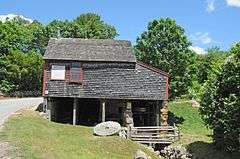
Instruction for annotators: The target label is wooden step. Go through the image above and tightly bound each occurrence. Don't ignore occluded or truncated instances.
[130,135,178,138]
[136,140,173,144]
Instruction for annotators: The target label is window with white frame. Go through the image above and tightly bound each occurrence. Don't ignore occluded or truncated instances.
[51,65,65,80]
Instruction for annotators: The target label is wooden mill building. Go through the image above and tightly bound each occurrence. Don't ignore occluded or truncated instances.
[42,38,169,127]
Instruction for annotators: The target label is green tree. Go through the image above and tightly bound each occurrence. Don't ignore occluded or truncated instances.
[200,43,240,152]
[197,47,227,84]
[134,18,191,98]
[0,17,45,95]
[29,21,48,55]
[73,13,117,39]
[187,47,228,100]
[0,18,33,55]
[46,20,74,38]
[0,13,118,96]
[0,18,48,55]
[0,50,43,94]
[46,13,117,39]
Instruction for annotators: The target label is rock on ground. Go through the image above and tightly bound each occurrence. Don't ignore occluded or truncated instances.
[160,144,192,159]
[134,149,149,159]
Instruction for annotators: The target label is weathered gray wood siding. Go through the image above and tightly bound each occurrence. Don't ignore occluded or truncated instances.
[44,61,168,100]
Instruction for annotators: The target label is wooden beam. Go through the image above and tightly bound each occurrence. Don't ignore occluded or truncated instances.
[73,98,78,125]
[47,98,52,121]
[156,101,160,126]
[101,101,106,122]
[99,101,102,122]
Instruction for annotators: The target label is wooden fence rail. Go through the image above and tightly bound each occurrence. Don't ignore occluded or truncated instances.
[127,125,180,145]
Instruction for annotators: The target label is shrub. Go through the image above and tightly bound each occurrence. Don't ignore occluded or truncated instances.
[0,80,15,94]
[200,43,240,152]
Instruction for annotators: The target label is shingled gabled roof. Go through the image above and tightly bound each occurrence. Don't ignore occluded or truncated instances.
[44,38,136,62]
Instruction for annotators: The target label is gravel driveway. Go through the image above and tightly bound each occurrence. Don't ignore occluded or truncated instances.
[0,97,43,127]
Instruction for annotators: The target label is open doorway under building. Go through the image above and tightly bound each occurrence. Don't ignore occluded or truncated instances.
[49,98,162,127]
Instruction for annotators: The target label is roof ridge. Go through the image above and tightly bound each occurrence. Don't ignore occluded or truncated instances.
[50,38,131,43]
[44,38,136,62]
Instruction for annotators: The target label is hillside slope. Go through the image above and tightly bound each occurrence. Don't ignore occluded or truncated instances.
[168,101,240,159]
[0,110,159,159]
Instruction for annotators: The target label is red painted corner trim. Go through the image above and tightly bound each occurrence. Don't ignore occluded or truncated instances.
[166,77,169,100]
[136,61,170,77]
[42,63,46,96]
[80,67,84,82]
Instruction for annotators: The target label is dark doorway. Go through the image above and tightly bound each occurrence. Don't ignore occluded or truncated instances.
[132,100,156,126]
[78,98,100,126]
[51,97,73,124]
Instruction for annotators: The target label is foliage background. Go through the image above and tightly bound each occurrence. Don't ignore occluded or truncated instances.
[0,13,117,95]
[200,43,240,152]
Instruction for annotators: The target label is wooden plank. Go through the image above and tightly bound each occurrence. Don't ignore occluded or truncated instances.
[131,128,174,130]
[131,129,175,131]
[139,127,174,129]
[156,101,160,126]
[47,98,52,121]
[131,139,174,143]
[129,126,180,145]
[130,135,178,138]
[73,98,77,125]
[133,126,174,128]
[102,101,106,122]
[137,141,173,144]
[132,128,175,130]
[131,133,174,136]
[131,138,174,142]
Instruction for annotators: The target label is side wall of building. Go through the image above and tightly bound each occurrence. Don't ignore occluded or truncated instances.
[43,60,168,100]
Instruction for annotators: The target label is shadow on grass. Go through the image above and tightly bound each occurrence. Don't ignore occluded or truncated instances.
[186,141,240,159]
[168,111,185,126]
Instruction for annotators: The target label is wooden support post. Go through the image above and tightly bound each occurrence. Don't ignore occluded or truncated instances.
[43,98,47,113]
[47,98,52,121]
[73,98,78,125]
[125,101,133,138]
[156,101,160,126]
[125,101,134,126]
[101,100,106,122]
[99,101,102,122]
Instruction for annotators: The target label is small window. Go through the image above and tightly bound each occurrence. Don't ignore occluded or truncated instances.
[70,63,82,83]
[51,65,65,80]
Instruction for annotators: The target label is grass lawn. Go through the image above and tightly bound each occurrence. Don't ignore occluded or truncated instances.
[168,101,240,159]
[1,101,239,159]
[0,110,159,159]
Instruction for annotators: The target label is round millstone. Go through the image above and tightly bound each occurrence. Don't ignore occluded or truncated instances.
[93,121,121,136]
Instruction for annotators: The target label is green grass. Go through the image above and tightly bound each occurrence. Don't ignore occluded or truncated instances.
[1,101,239,159]
[0,110,159,159]
[168,101,240,159]
[169,101,211,140]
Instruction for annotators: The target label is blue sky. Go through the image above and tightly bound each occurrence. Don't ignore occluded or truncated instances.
[0,0,240,54]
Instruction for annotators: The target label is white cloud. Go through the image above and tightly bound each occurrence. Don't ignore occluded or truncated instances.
[206,0,216,12]
[189,46,207,54]
[226,0,240,7]
[0,14,33,23]
[190,32,212,45]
